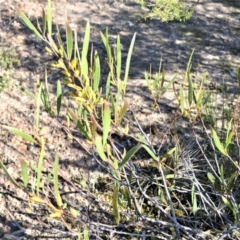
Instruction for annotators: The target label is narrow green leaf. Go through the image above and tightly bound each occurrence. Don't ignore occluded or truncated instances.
[226,131,234,150]
[41,8,47,36]
[20,159,29,188]
[191,185,198,215]
[116,35,121,80]
[135,133,148,144]
[81,21,90,76]
[117,99,129,124]
[3,126,36,143]
[0,159,20,188]
[100,29,112,63]
[160,147,176,163]
[66,22,73,60]
[18,11,43,40]
[93,51,101,91]
[112,186,120,224]
[53,153,63,208]
[202,91,211,106]
[106,73,111,98]
[56,80,62,115]
[207,172,216,185]
[212,128,228,156]
[47,33,59,55]
[95,135,107,161]
[119,144,158,169]
[102,101,111,146]
[83,227,90,240]
[16,85,36,100]
[188,76,193,105]
[184,48,195,84]
[119,144,143,169]
[56,25,67,58]
[196,89,204,107]
[36,137,45,195]
[68,109,92,141]
[227,171,237,191]
[162,75,177,95]
[141,145,158,161]
[220,164,224,183]
[123,33,136,90]
[225,119,233,149]
[222,196,232,210]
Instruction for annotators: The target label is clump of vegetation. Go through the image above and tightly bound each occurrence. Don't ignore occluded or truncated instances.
[1,0,240,239]
[0,48,20,70]
[135,0,193,22]
[0,48,20,92]
[0,73,11,93]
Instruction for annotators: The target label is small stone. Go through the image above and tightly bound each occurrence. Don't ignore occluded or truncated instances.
[17,143,28,153]
[39,126,51,136]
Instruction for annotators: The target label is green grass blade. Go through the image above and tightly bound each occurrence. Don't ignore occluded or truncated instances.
[141,145,158,161]
[0,159,20,188]
[188,76,193,106]
[225,119,233,149]
[119,144,142,169]
[3,126,36,143]
[66,22,73,60]
[93,51,101,91]
[81,21,90,76]
[42,8,47,36]
[191,185,198,215]
[123,33,136,89]
[116,35,121,80]
[227,171,237,191]
[100,29,112,62]
[36,137,45,196]
[18,11,43,40]
[162,75,177,95]
[106,73,111,98]
[15,85,36,100]
[196,89,204,107]
[56,80,62,116]
[112,186,120,224]
[207,172,216,185]
[83,228,89,240]
[56,25,67,58]
[119,144,158,169]
[212,128,228,156]
[102,101,111,146]
[95,135,107,161]
[117,99,129,124]
[47,33,59,55]
[20,159,29,188]
[184,48,195,84]
[53,153,63,208]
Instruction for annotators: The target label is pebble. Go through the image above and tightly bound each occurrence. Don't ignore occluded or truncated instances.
[39,126,51,136]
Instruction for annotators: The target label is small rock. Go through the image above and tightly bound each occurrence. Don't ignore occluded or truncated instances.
[39,126,51,136]
[17,143,28,153]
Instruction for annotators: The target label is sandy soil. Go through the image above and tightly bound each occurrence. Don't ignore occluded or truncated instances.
[0,0,240,239]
